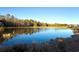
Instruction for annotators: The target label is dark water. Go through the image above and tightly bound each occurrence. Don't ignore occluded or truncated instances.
[0,28,74,47]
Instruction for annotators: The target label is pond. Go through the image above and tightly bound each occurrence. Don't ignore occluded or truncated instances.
[0,28,74,47]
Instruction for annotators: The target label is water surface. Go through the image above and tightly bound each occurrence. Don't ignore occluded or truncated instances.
[0,28,74,47]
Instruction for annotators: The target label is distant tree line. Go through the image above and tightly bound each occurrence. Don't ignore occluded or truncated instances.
[0,14,68,27]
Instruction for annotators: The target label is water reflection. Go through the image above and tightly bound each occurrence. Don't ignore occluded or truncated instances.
[0,28,76,46]
[0,28,79,52]
[2,33,12,39]
[4,28,43,35]
[0,28,45,42]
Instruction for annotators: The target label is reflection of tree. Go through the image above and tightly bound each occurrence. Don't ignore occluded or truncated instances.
[0,31,6,44]
[9,28,43,35]
[73,29,79,35]
[0,28,45,44]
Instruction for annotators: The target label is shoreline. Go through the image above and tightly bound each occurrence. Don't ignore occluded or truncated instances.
[2,26,68,29]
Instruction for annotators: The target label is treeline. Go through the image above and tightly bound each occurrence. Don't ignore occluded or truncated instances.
[0,14,68,27]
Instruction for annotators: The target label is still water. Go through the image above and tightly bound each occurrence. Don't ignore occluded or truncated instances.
[0,28,74,47]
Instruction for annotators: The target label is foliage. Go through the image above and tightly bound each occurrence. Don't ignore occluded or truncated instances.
[0,14,68,27]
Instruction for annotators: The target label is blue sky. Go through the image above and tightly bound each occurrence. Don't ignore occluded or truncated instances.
[0,7,79,24]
